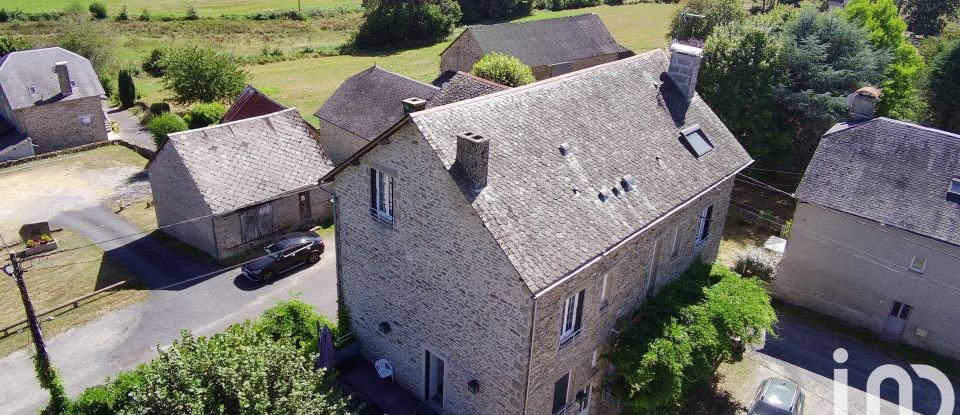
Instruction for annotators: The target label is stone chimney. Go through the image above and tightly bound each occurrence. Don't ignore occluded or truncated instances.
[847,87,881,120]
[402,97,427,114]
[667,43,703,101]
[456,131,489,191]
[53,62,72,97]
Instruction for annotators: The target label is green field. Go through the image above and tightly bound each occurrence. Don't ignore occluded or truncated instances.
[1,0,360,17]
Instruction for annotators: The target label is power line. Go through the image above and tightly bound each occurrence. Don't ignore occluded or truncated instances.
[735,174,797,199]
[24,238,194,271]
[744,166,805,175]
[30,213,214,259]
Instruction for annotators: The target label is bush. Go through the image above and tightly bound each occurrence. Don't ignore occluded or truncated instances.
[471,52,536,87]
[255,298,337,357]
[160,47,247,104]
[149,102,170,115]
[117,69,136,108]
[185,102,227,128]
[97,71,114,97]
[138,8,151,21]
[0,36,31,57]
[734,247,780,280]
[148,113,187,147]
[353,0,462,49]
[66,370,144,415]
[141,48,166,76]
[185,4,199,20]
[88,2,107,19]
[116,5,129,21]
[0,9,9,22]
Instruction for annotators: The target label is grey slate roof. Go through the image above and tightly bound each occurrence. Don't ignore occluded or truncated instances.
[0,47,105,110]
[410,50,752,292]
[158,108,333,215]
[459,14,630,69]
[315,66,439,141]
[0,115,29,153]
[798,118,960,246]
[429,71,508,108]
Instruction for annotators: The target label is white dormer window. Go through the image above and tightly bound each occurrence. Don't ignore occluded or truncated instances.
[369,168,394,226]
[909,256,926,273]
[27,85,39,94]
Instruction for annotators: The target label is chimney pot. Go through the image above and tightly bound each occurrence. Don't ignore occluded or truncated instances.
[456,131,490,191]
[667,43,703,101]
[847,87,881,120]
[53,61,72,97]
[402,97,427,114]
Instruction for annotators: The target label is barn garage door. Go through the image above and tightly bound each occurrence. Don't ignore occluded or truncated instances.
[240,203,275,243]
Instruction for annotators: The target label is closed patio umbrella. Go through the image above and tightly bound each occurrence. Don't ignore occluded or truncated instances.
[317,323,336,369]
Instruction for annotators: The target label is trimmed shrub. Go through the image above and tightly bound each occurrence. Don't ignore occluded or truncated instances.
[88,2,107,19]
[117,69,136,108]
[734,247,780,281]
[185,102,227,128]
[149,102,170,115]
[141,48,166,76]
[471,52,535,87]
[147,113,187,147]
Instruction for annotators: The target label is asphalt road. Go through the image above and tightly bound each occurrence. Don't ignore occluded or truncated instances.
[0,234,338,414]
[723,314,960,415]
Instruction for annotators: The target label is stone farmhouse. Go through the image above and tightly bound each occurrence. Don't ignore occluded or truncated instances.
[315,66,506,166]
[439,14,632,81]
[0,47,108,161]
[321,44,752,414]
[774,89,960,359]
[148,108,334,260]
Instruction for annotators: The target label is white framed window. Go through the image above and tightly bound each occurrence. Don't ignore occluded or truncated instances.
[591,349,598,368]
[369,167,394,226]
[598,273,608,310]
[909,256,926,273]
[671,226,681,257]
[695,205,714,248]
[27,85,39,94]
[560,289,585,348]
[79,115,92,126]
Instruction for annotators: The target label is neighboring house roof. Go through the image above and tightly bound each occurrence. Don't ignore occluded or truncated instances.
[221,85,288,123]
[325,50,753,293]
[0,115,30,155]
[429,71,509,108]
[154,108,333,215]
[798,117,960,246]
[450,14,630,69]
[315,66,439,141]
[0,47,105,110]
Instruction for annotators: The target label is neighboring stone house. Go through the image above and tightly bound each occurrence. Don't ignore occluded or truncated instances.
[774,90,960,359]
[440,14,632,81]
[148,108,334,260]
[220,84,288,123]
[315,66,507,165]
[0,47,108,159]
[322,45,751,414]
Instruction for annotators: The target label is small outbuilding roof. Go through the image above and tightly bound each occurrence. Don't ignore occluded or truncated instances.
[315,66,439,141]
[155,108,332,215]
[798,117,960,246]
[451,14,630,69]
[429,71,509,108]
[221,85,288,123]
[0,47,105,110]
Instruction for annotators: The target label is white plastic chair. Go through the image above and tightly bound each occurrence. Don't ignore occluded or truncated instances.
[375,359,394,382]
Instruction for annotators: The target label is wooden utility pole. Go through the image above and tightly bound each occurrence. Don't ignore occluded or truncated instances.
[6,252,54,379]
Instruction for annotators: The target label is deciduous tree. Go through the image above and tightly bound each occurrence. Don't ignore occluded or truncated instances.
[160,47,247,104]
[354,0,462,49]
[668,0,747,41]
[926,40,960,132]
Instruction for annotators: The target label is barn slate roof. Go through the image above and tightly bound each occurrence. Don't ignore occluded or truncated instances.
[798,117,960,246]
[0,47,105,110]
[326,49,752,293]
[429,71,508,108]
[315,66,439,141]
[456,14,630,69]
[157,108,333,215]
[221,85,288,123]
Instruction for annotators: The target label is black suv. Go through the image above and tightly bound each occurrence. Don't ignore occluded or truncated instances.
[241,231,325,282]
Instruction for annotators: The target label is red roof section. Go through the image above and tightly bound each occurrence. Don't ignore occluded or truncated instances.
[221,85,288,123]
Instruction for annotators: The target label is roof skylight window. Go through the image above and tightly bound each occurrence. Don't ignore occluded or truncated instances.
[950,178,960,195]
[680,124,713,158]
[27,85,39,94]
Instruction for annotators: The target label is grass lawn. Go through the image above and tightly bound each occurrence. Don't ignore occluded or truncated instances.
[1,0,361,17]
[717,215,769,269]
[0,229,148,357]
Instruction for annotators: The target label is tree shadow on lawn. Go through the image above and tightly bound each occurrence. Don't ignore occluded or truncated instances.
[684,374,747,415]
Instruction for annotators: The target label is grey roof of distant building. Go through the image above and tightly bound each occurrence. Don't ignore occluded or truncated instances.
[798,117,960,246]
[429,71,508,108]
[455,14,630,69]
[406,49,752,293]
[315,66,439,141]
[156,108,333,215]
[0,47,105,110]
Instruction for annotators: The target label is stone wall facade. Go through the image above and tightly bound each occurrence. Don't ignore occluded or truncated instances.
[317,120,369,165]
[214,184,334,259]
[13,96,108,153]
[524,178,733,414]
[775,202,960,359]
[149,148,218,257]
[440,32,486,75]
[334,122,534,414]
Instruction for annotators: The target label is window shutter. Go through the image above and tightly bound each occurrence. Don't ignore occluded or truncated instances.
[369,168,377,211]
[552,373,569,414]
[388,175,394,217]
[573,290,585,332]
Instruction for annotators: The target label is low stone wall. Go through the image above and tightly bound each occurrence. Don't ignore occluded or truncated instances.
[0,139,155,170]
